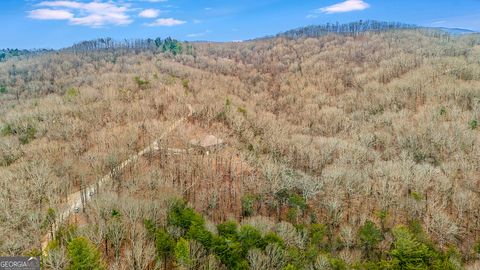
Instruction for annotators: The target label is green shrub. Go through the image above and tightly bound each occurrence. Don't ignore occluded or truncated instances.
[328,256,347,270]
[411,191,423,201]
[358,220,382,259]
[286,247,309,269]
[470,119,478,130]
[161,38,183,55]
[287,207,298,223]
[143,219,156,238]
[155,228,175,264]
[67,237,106,270]
[175,238,191,267]
[441,246,463,270]
[0,85,6,94]
[310,223,327,247]
[167,199,204,230]
[42,208,56,234]
[439,106,446,116]
[241,194,257,217]
[110,209,121,218]
[217,220,238,240]
[407,219,432,247]
[358,260,390,269]
[264,232,284,247]
[474,240,480,255]
[288,193,307,212]
[376,210,388,221]
[376,210,389,233]
[302,245,321,266]
[211,236,248,269]
[283,263,298,270]
[186,223,213,248]
[238,225,266,254]
[65,87,79,101]
[185,43,194,55]
[19,124,36,144]
[1,123,14,136]
[390,226,434,269]
[309,212,318,224]
[182,78,189,91]
[45,239,60,253]
[106,153,119,171]
[134,76,150,89]
[237,106,247,116]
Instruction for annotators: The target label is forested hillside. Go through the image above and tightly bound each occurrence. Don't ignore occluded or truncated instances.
[276,20,417,39]
[0,29,480,269]
[0,48,52,62]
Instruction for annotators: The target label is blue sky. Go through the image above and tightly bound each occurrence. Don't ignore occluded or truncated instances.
[1,0,480,49]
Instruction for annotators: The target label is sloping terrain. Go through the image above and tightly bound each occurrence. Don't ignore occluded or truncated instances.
[0,29,480,269]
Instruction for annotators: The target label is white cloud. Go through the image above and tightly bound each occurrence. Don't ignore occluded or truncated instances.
[125,0,167,2]
[37,1,82,9]
[146,18,186,26]
[139,8,160,18]
[431,20,447,25]
[28,8,73,20]
[318,0,370,14]
[29,1,132,27]
[186,30,211,37]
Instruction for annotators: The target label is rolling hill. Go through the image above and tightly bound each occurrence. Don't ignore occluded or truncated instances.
[0,24,480,269]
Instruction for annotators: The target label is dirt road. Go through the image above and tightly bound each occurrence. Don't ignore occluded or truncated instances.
[41,104,193,252]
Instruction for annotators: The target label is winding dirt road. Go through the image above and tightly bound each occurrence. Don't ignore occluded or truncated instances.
[41,104,193,252]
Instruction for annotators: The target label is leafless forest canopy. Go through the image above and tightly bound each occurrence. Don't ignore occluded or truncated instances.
[0,29,480,269]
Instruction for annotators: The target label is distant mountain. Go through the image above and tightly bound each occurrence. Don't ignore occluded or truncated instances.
[274,20,418,39]
[434,27,477,35]
[273,20,478,39]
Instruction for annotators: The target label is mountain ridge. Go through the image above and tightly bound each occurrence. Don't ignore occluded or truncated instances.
[0,20,478,53]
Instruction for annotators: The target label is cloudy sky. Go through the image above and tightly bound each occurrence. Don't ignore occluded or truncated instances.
[1,0,480,49]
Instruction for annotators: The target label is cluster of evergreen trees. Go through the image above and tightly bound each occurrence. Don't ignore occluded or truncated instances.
[0,37,190,65]
[66,37,191,55]
[0,49,52,62]
[43,225,106,270]
[144,199,463,269]
[276,20,418,39]
[40,196,472,269]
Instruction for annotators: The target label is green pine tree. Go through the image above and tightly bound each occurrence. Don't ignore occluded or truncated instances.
[358,220,382,259]
[155,228,175,269]
[390,226,432,270]
[175,238,191,268]
[67,237,106,270]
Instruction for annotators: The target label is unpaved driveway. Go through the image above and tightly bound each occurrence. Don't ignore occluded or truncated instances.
[41,104,193,252]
